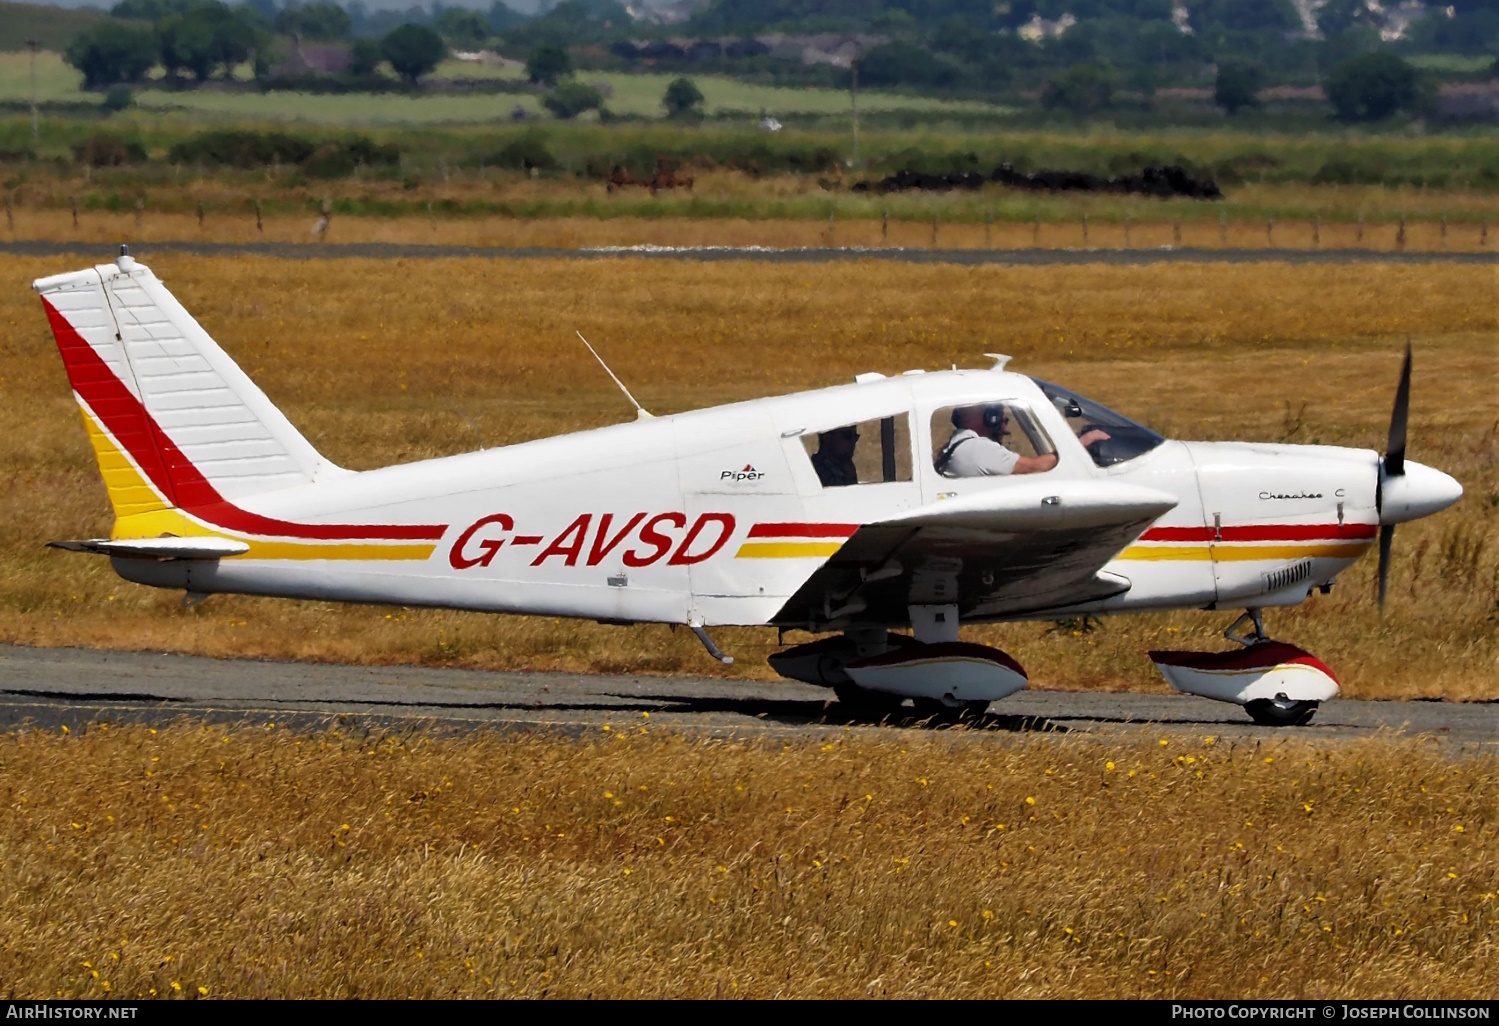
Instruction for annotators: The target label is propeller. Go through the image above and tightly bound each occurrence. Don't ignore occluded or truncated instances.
[1376,343,1412,611]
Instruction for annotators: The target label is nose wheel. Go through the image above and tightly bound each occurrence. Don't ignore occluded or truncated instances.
[1244,696,1320,727]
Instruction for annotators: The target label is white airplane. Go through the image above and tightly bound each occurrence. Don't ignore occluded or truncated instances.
[34,251,1464,726]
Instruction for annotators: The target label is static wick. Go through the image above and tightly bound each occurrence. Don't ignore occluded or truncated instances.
[576,330,651,420]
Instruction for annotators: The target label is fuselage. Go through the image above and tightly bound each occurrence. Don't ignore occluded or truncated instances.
[112,368,1405,629]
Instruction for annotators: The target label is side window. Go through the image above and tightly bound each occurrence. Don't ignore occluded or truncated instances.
[931,402,1056,478]
[801,414,913,488]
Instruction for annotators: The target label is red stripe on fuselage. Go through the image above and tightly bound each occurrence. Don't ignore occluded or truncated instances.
[1140,523,1377,543]
[747,522,859,539]
[44,298,446,542]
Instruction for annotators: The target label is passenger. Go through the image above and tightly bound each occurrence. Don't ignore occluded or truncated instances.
[811,426,860,487]
[936,404,1109,477]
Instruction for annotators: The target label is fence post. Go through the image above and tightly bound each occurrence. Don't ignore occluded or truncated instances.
[882,208,888,245]
[1265,217,1274,246]
[1356,214,1364,245]
[1482,219,1489,248]
[1082,214,1089,246]
[1396,214,1406,251]
[1440,215,1447,250]
[1312,216,1320,249]
[70,196,77,230]
[4,195,11,232]
[196,202,204,229]
[255,199,263,233]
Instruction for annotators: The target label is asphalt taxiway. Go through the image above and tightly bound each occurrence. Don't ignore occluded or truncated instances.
[0,644,1492,748]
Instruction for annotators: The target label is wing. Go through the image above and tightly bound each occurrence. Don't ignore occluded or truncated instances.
[773,479,1177,630]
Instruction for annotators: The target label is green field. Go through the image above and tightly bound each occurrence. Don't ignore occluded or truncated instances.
[0,1,115,53]
[0,50,1004,126]
[0,50,88,103]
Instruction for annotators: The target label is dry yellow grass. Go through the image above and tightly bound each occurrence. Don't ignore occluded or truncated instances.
[0,255,1493,698]
[2,209,1493,253]
[4,173,1498,251]
[0,724,1493,998]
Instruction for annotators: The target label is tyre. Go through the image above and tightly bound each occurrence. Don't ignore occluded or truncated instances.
[833,682,905,720]
[1244,698,1319,727]
[912,697,990,724]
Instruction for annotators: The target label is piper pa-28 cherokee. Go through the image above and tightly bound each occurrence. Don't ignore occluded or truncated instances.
[36,250,1463,726]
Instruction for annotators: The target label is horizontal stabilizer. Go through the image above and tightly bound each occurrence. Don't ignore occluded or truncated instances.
[48,537,250,559]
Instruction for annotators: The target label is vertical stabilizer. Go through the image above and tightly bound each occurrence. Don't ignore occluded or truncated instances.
[35,252,343,518]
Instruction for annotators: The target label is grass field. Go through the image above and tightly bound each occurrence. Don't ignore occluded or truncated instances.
[0,254,1493,700]
[0,51,1003,125]
[0,725,1493,998]
[0,2,113,54]
[4,172,1498,246]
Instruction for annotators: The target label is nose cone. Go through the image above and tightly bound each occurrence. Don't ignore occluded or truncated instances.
[1381,461,1464,525]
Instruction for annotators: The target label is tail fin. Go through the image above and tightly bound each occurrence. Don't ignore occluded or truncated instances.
[35,251,341,520]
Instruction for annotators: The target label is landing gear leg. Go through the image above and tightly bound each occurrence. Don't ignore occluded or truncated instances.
[1222,607,1320,726]
[1224,607,1269,647]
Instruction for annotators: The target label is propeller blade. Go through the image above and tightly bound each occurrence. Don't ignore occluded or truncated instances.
[1385,342,1411,479]
[1377,523,1394,611]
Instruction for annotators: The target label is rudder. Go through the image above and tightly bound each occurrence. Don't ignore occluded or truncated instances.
[35,250,343,521]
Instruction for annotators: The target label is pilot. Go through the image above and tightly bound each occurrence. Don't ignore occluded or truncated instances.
[936,404,1109,477]
[810,426,860,487]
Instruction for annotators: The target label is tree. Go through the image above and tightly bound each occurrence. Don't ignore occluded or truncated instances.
[435,9,490,49]
[65,23,158,88]
[380,24,446,83]
[158,3,258,81]
[1214,58,1264,114]
[662,76,704,119]
[1324,51,1418,121]
[855,41,961,89]
[1040,62,1115,114]
[274,2,352,41]
[349,38,382,76]
[543,80,602,119]
[526,43,571,85]
[103,85,136,111]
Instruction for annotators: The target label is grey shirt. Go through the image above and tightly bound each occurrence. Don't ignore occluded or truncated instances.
[937,429,1020,477]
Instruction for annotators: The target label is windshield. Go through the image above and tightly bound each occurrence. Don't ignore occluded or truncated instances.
[1031,378,1166,467]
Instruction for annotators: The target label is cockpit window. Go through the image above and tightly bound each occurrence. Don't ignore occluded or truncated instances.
[1031,378,1166,467]
[931,402,1057,477]
[801,414,913,487]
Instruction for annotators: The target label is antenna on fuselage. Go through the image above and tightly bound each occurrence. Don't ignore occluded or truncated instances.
[576,331,652,420]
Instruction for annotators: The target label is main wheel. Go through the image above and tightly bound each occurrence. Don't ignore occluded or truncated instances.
[833,683,905,721]
[1244,698,1319,727]
[912,697,990,724]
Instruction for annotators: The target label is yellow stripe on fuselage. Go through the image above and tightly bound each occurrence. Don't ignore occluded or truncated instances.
[1118,542,1373,562]
[735,541,845,559]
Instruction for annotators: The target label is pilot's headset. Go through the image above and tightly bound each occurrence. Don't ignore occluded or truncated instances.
[951,404,1009,433]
